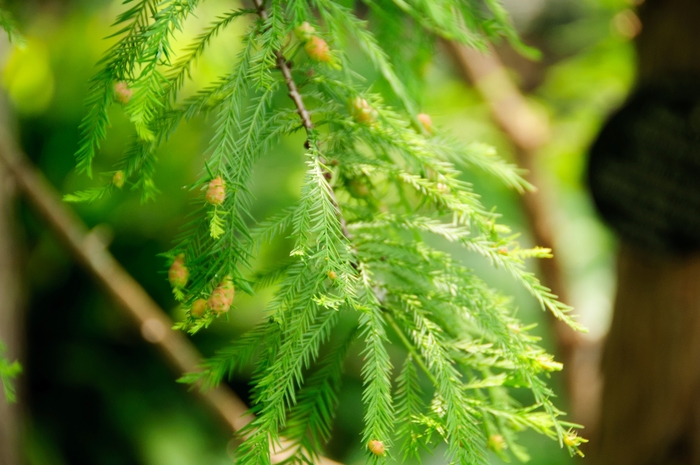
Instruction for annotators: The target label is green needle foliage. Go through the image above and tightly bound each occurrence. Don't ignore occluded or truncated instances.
[70,0,587,463]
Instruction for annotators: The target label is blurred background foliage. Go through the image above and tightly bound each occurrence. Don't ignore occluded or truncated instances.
[0,0,637,463]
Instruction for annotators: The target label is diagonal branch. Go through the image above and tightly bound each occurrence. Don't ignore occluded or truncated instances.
[0,126,253,430]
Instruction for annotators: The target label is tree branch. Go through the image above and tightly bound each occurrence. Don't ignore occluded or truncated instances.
[0,126,251,428]
[275,51,314,132]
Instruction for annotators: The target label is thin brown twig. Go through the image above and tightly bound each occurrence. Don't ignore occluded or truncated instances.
[275,52,314,132]
[254,0,351,242]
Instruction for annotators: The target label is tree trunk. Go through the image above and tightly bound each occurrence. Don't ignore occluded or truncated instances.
[591,1,700,463]
[595,246,700,465]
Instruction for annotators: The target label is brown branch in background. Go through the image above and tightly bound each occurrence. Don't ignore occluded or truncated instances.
[0,126,250,430]
[0,128,342,465]
[0,150,23,465]
[444,41,603,431]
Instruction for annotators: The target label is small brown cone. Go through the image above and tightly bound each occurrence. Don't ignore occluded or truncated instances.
[294,22,315,42]
[417,113,433,133]
[304,36,332,63]
[190,299,207,318]
[205,176,226,206]
[368,440,385,456]
[350,97,376,124]
[168,254,189,288]
[114,81,133,104]
[112,170,125,189]
[208,276,235,314]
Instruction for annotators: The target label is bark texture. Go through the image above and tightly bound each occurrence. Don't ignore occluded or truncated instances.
[592,1,700,463]
[595,246,700,465]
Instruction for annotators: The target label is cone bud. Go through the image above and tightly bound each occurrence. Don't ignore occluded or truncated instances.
[191,299,207,318]
[114,81,133,104]
[563,430,587,456]
[350,97,376,124]
[563,433,576,447]
[347,178,370,198]
[294,22,315,42]
[168,254,189,289]
[417,113,433,133]
[112,170,125,189]
[208,276,235,314]
[368,440,385,456]
[327,270,337,280]
[304,36,332,63]
[536,354,563,372]
[205,176,226,206]
[488,434,506,452]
